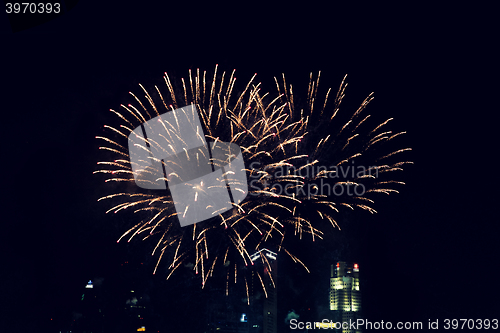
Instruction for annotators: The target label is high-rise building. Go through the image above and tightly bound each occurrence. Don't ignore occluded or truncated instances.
[207,249,277,333]
[69,279,105,333]
[329,262,362,333]
[250,249,278,333]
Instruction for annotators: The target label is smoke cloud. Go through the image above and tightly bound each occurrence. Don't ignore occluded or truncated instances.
[285,309,300,323]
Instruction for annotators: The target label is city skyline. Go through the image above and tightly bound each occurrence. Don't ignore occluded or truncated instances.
[2,8,498,332]
[54,249,368,332]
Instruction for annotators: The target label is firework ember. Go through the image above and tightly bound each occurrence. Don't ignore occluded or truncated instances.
[94,66,412,296]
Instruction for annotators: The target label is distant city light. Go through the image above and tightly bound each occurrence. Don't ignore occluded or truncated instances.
[240,313,247,322]
[85,280,93,288]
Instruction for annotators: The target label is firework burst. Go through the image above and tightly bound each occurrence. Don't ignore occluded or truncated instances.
[94,65,412,296]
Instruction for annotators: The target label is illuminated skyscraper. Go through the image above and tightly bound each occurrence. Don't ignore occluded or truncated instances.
[330,262,362,333]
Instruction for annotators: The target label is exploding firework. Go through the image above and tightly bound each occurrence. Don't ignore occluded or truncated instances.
[94,66,412,296]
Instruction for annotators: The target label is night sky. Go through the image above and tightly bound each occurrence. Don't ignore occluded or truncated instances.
[2,3,498,332]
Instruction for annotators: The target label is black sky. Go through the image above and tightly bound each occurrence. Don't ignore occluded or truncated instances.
[1,3,498,332]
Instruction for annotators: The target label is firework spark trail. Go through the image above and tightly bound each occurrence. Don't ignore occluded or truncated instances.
[95,66,411,298]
